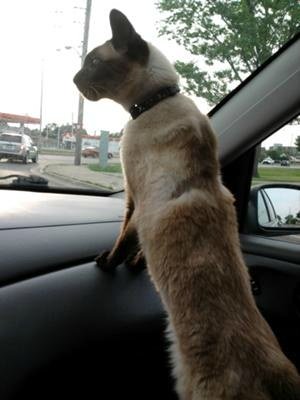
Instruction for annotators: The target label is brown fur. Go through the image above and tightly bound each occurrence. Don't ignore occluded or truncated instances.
[74,9,300,399]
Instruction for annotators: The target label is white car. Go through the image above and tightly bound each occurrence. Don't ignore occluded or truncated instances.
[0,132,38,164]
[261,157,275,165]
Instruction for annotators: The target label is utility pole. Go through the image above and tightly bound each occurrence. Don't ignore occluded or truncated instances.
[74,0,92,166]
[38,58,44,151]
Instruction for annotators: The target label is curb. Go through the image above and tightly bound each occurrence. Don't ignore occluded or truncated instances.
[40,163,124,191]
[46,171,109,190]
[44,164,113,190]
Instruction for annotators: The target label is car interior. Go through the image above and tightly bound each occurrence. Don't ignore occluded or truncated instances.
[0,25,299,400]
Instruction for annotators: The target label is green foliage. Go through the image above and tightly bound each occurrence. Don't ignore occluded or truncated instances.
[157,0,300,105]
[285,214,298,225]
[266,149,282,161]
[258,147,267,162]
[42,123,87,139]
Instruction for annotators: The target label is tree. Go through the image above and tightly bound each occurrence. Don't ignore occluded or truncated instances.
[258,147,267,162]
[42,123,58,139]
[157,0,300,106]
[285,214,298,225]
[266,149,281,162]
[295,136,300,152]
[42,123,87,139]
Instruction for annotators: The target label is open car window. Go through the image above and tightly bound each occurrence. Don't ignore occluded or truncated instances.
[245,115,300,241]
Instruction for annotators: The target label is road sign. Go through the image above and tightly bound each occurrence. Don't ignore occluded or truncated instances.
[99,130,109,168]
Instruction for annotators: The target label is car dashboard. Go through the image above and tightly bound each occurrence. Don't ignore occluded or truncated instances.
[0,189,176,399]
[0,190,124,284]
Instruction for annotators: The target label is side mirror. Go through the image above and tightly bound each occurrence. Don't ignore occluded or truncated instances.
[246,184,300,235]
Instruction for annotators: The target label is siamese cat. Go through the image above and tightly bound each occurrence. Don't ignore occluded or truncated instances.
[73,9,300,400]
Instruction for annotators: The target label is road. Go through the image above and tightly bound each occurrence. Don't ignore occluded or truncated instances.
[0,154,108,188]
[258,163,300,168]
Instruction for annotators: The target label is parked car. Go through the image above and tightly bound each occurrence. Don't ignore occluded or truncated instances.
[0,132,38,164]
[82,146,113,159]
[261,157,275,165]
[280,159,290,166]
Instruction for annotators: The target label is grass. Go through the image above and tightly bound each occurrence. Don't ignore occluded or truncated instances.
[88,164,299,182]
[88,163,122,173]
[88,163,299,183]
[252,167,300,184]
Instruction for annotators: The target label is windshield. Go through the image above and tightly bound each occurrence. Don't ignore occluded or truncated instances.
[0,134,22,144]
[0,1,299,193]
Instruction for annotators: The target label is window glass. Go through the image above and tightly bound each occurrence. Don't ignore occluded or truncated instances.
[0,1,299,192]
[0,134,22,144]
[252,116,300,186]
[251,115,300,234]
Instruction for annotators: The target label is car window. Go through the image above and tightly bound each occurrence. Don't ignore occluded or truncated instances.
[252,115,300,187]
[250,115,300,236]
[0,1,299,193]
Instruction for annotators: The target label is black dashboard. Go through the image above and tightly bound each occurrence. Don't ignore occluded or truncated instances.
[0,190,124,285]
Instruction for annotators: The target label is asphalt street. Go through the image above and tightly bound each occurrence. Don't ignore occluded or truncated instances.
[0,154,101,188]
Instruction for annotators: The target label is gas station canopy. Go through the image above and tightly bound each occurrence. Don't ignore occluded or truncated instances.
[0,112,40,125]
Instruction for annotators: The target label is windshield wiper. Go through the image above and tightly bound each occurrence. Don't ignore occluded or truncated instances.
[0,174,49,187]
[0,173,122,196]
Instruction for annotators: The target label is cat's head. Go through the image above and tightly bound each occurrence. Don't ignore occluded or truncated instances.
[73,9,178,110]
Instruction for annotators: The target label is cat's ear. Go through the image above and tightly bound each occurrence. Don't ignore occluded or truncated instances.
[109,9,149,64]
[110,9,134,51]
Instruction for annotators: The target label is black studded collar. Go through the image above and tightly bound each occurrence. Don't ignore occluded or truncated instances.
[129,84,180,120]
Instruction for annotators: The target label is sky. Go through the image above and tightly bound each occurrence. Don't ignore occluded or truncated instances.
[0,0,298,148]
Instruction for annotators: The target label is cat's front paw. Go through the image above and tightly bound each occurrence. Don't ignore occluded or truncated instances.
[95,250,115,271]
[125,250,146,272]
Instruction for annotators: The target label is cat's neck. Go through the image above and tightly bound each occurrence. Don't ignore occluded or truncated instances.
[116,43,179,112]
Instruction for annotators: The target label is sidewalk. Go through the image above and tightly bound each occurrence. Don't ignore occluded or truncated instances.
[43,163,124,191]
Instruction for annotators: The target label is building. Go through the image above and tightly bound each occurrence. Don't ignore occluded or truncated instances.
[62,133,120,155]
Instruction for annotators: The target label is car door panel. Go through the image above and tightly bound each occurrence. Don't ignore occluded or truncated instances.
[0,227,298,400]
[241,234,300,268]
[241,234,300,369]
